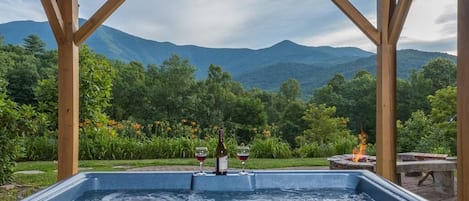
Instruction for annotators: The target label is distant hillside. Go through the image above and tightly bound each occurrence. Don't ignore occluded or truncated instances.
[235,49,456,95]
[0,20,456,95]
[0,20,372,78]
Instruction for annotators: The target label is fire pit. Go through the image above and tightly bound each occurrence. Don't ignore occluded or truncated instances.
[328,154,376,172]
[327,152,457,196]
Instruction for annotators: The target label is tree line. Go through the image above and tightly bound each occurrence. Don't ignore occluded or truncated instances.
[0,34,458,184]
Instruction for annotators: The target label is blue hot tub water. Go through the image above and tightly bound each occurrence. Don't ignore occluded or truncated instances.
[23,170,426,201]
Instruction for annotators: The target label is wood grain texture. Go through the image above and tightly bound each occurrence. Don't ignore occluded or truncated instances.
[331,0,381,45]
[75,0,125,45]
[457,0,469,200]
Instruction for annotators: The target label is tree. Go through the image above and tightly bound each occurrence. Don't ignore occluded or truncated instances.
[422,58,456,92]
[397,69,433,121]
[427,86,457,154]
[297,103,350,145]
[327,73,346,92]
[280,78,301,101]
[35,77,58,128]
[6,56,39,105]
[225,96,267,143]
[157,55,196,120]
[79,46,115,121]
[397,110,431,153]
[0,93,20,185]
[194,64,237,127]
[23,34,46,56]
[279,100,307,147]
[109,60,147,121]
[312,70,376,143]
[35,46,115,128]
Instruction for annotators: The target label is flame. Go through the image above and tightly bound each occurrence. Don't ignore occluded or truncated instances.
[352,129,367,162]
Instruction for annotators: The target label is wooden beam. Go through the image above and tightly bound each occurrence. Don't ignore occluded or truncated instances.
[388,0,412,44]
[331,0,381,46]
[56,0,79,181]
[74,0,125,45]
[375,0,397,183]
[41,0,65,43]
[457,0,469,199]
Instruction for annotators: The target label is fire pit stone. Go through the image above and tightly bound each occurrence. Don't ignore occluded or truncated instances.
[328,154,375,172]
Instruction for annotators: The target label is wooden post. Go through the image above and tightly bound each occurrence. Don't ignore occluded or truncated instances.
[457,0,469,200]
[54,0,80,181]
[375,0,398,183]
[42,0,125,181]
[332,0,411,183]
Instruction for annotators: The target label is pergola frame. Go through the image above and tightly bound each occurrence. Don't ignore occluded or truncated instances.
[332,0,412,183]
[41,0,125,180]
[41,1,468,200]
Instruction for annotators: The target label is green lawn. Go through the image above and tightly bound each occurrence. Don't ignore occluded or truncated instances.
[1,158,328,200]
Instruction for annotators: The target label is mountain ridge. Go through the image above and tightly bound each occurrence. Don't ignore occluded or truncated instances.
[0,20,456,94]
[0,20,373,75]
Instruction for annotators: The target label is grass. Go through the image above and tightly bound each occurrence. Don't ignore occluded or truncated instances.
[1,158,328,200]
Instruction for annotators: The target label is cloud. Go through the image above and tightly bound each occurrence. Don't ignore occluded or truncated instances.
[399,36,456,55]
[0,0,46,23]
[0,0,457,54]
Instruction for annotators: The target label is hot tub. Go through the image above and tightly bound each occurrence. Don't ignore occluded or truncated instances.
[23,170,426,201]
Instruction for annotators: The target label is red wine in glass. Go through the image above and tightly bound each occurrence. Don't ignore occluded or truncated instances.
[195,147,208,175]
[196,154,207,162]
[237,153,249,161]
[237,146,250,175]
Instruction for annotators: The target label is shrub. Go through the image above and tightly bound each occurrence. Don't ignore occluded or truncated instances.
[21,131,57,161]
[250,137,292,158]
[0,94,20,185]
[295,142,337,158]
[333,135,357,155]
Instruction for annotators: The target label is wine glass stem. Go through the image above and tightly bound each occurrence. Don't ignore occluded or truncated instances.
[199,161,203,173]
[242,161,245,172]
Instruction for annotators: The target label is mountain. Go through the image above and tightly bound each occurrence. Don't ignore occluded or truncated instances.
[236,49,456,95]
[0,20,456,95]
[0,20,372,78]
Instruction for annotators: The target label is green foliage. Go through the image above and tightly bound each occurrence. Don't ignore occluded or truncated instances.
[0,93,20,185]
[297,103,351,145]
[280,78,301,100]
[229,97,267,128]
[250,137,292,158]
[21,132,57,161]
[295,142,336,158]
[295,135,357,158]
[79,46,115,121]
[5,55,39,105]
[34,77,58,128]
[17,105,50,137]
[312,71,376,143]
[365,143,376,156]
[397,111,431,153]
[428,86,457,154]
[422,58,456,91]
[428,86,456,123]
[0,34,461,165]
[397,86,456,155]
[278,100,307,147]
[23,34,45,56]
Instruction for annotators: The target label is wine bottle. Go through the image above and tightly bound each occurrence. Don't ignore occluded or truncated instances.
[215,128,228,175]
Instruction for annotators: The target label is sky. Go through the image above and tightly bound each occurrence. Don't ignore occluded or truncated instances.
[0,0,457,54]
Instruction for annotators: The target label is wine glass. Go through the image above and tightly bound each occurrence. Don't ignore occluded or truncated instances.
[237,145,250,175]
[195,147,208,175]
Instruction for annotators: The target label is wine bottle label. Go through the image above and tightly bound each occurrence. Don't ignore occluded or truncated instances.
[219,156,228,170]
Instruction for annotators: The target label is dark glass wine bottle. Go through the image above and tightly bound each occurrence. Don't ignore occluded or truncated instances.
[215,128,228,175]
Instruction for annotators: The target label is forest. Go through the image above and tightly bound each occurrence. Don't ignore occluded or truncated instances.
[0,34,457,184]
